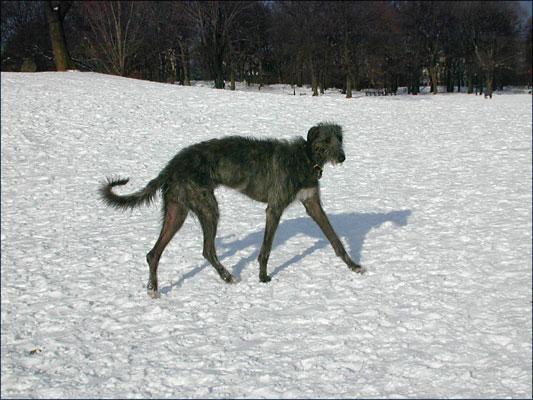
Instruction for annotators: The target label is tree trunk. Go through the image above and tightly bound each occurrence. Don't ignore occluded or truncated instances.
[158,52,164,82]
[166,48,177,83]
[485,72,493,99]
[258,60,263,91]
[44,1,74,71]
[230,66,235,90]
[429,65,438,94]
[410,71,420,94]
[213,51,225,89]
[446,61,453,92]
[319,70,324,94]
[245,64,251,86]
[310,61,318,96]
[456,62,463,93]
[346,73,353,99]
[476,78,482,95]
[212,47,225,89]
[297,58,303,87]
[178,40,190,86]
[214,73,225,89]
[342,35,352,98]
[352,63,360,91]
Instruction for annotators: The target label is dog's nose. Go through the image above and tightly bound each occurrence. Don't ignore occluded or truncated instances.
[338,153,346,163]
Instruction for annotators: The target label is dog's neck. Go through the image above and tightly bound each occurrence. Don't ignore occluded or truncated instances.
[313,164,323,179]
[305,140,324,180]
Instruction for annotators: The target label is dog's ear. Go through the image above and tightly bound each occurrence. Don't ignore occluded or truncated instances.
[307,126,320,143]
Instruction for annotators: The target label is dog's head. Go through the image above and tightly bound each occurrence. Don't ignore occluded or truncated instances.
[307,122,346,166]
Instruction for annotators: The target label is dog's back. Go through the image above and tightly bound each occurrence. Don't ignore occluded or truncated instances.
[161,136,314,203]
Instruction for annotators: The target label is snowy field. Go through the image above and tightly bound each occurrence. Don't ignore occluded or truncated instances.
[1,72,531,398]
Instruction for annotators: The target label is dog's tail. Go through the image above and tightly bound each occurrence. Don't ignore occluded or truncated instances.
[99,176,162,210]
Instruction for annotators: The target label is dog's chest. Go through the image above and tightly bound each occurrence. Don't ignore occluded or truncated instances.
[296,187,317,201]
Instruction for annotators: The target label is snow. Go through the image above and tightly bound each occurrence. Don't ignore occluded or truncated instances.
[1,72,531,398]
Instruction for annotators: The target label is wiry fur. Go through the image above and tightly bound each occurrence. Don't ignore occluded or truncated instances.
[100,122,363,298]
[99,177,161,210]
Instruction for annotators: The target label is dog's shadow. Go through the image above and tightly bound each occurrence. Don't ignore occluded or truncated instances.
[160,209,411,294]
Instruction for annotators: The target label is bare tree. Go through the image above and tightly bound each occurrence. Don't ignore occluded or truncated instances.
[396,1,446,94]
[339,3,356,98]
[2,1,41,43]
[81,1,144,76]
[418,2,449,94]
[461,1,522,98]
[184,1,250,89]
[226,1,270,90]
[2,0,528,91]
[271,2,323,95]
[1,1,52,71]
[327,2,377,98]
[174,2,194,87]
[371,3,403,93]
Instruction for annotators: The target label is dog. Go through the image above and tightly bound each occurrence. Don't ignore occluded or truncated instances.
[100,122,364,298]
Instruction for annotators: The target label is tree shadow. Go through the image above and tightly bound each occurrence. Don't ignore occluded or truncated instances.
[160,209,411,294]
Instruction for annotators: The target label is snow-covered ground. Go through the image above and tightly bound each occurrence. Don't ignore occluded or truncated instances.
[1,72,531,398]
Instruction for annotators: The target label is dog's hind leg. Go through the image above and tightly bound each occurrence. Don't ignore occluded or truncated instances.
[146,200,188,298]
[257,205,284,283]
[189,188,235,284]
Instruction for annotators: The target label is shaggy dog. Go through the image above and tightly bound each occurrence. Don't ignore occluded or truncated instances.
[100,123,364,298]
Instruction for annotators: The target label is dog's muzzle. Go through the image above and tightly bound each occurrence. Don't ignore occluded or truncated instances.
[337,152,346,163]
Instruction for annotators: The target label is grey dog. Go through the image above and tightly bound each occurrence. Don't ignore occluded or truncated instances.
[100,122,364,298]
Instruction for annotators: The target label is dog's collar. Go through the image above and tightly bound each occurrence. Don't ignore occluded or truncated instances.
[305,141,323,179]
[313,164,323,179]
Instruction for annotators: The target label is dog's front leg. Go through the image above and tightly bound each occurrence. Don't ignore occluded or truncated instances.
[258,205,284,282]
[302,194,364,273]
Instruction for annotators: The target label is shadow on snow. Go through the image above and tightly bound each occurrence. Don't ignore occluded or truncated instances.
[160,209,411,294]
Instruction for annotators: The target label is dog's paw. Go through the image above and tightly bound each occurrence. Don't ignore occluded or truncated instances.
[259,274,272,283]
[349,264,366,274]
[147,289,161,299]
[225,274,238,284]
[219,270,237,284]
